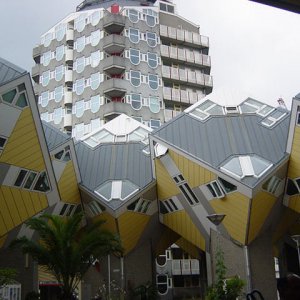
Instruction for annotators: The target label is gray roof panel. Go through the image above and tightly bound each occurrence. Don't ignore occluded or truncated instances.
[75,141,154,209]
[0,57,26,86]
[154,111,290,187]
[42,122,71,151]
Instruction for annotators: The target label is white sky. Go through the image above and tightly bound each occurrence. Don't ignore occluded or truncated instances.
[0,0,299,108]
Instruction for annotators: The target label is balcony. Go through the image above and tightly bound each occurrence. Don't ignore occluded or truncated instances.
[160,45,211,69]
[103,13,125,34]
[102,56,126,75]
[164,109,182,122]
[102,78,127,97]
[64,114,72,128]
[163,87,203,105]
[162,66,213,91]
[102,34,126,54]
[32,45,41,64]
[31,64,40,79]
[65,70,73,83]
[64,91,72,105]
[66,29,74,42]
[160,25,209,49]
[171,259,200,275]
[65,49,73,62]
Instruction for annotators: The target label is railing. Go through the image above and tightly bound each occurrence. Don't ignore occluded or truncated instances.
[170,259,200,275]
[163,87,204,105]
[160,45,211,68]
[160,25,209,48]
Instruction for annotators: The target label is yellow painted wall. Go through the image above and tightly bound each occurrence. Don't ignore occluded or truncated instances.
[93,212,118,234]
[288,126,300,179]
[58,161,81,204]
[288,195,300,213]
[169,150,216,187]
[0,108,46,171]
[176,237,201,259]
[163,210,206,251]
[117,211,150,255]
[210,192,250,245]
[0,186,48,236]
[155,158,180,200]
[247,191,277,243]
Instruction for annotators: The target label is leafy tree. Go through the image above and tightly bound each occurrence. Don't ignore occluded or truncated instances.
[205,247,245,300]
[0,268,17,288]
[11,213,123,300]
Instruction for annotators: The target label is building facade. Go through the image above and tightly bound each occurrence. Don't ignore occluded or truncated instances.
[31,0,212,139]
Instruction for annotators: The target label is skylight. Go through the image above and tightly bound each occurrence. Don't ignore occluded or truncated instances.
[261,109,286,127]
[240,99,274,117]
[95,180,139,201]
[220,155,273,179]
[189,100,223,121]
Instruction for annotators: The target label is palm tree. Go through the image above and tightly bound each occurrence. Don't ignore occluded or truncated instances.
[11,213,122,300]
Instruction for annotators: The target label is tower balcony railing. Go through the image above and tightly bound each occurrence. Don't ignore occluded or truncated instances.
[164,109,182,122]
[160,25,209,49]
[162,65,213,90]
[160,45,211,68]
[163,87,204,105]
[171,259,200,275]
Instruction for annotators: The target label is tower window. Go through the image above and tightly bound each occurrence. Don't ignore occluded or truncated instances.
[148,74,159,90]
[147,52,158,68]
[129,49,140,65]
[128,9,139,23]
[129,28,140,43]
[130,70,141,87]
[146,32,157,47]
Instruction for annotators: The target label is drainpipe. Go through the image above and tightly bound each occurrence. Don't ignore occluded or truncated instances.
[108,254,111,298]
[244,245,252,293]
[120,256,124,290]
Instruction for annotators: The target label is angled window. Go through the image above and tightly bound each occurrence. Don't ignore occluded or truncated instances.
[130,70,141,87]
[2,89,17,104]
[88,200,103,217]
[24,172,38,189]
[129,28,140,43]
[286,179,299,196]
[173,174,199,205]
[218,177,237,193]
[55,45,65,61]
[261,109,286,127]
[189,100,223,121]
[240,98,273,117]
[16,93,28,108]
[75,56,85,73]
[95,180,139,201]
[262,176,282,195]
[149,96,160,113]
[40,91,49,107]
[146,32,157,47]
[55,65,64,81]
[14,170,28,187]
[147,52,158,68]
[148,74,159,90]
[127,198,151,213]
[76,36,85,52]
[128,9,139,23]
[43,32,52,47]
[55,23,66,41]
[128,127,149,142]
[146,15,155,27]
[54,86,64,103]
[33,171,50,192]
[0,136,7,151]
[150,119,160,129]
[54,146,71,162]
[221,155,272,179]
[129,49,140,65]
[207,181,225,198]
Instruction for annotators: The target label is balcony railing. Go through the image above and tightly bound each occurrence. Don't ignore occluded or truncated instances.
[160,25,209,49]
[162,65,213,88]
[163,87,204,105]
[171,259,200,275]
[160,45,211,68]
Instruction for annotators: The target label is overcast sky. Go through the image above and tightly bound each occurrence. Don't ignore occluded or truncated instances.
[0,0,299,108]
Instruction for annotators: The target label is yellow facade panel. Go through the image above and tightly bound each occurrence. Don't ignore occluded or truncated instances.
[21,191,36,216]
[0,108,46,172]
[117,211,150,255]
[288,195,300,213]
[163,210,206,251]
[288,126,300,178]
[29,192,42,213]
[168,150,216,188]
[38,193,48,210]
[176,237,201,259]
[10,188,29,223]
[155,159,180,200]
[210,192,250,245]
[0,188,14,233]
[94,212,117,234]
[247,191,276,243]
[58,162,81,204]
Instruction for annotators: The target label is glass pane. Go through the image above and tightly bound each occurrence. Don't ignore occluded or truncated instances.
[240,103,257,113]
[55,86,64,102]
[121,181,138,200]
[34,172,50,192]
[2,89,17,103]
[146,15,155,27]
[286,179,299,196]
[149,97,160,113]
[199,100,214,111]
[16,94,28,108]
[96,181,112,200]
[14,170,28,187]
[222,157,243,177]
[131,94,141,110]
[91,95,100,113]
[250,155,271,176]
[24,172,37,189]
[129,9,139,23]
